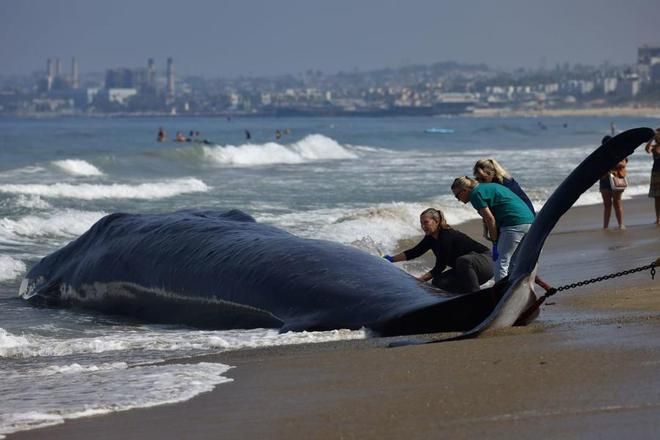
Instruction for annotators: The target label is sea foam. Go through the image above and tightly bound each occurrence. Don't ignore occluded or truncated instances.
[0,178,209,200]
[0,326,366,360]
[0,362,233,438]
[0,329,31,358]
[203,134,358,166]
[258,200,481,254]
[0,209,106,241]
[0,255,26,281]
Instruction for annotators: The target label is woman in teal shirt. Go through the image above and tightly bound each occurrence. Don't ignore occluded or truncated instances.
[451,176,535,281]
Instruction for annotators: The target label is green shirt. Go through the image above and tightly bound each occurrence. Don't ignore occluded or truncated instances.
[469,183,535,227]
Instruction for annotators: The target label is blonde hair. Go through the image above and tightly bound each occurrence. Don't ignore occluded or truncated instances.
[473,159,511,184]
[451,176,478,192]
[420,208,451,230]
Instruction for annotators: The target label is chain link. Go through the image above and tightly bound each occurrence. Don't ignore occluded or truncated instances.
[542,260,657,299]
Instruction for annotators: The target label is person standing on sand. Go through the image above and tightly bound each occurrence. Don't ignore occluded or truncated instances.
[645,128,660,225]
[383,208,493,293]
[451,176,535,282]
[599,135,628,230]
[473,158,535,261]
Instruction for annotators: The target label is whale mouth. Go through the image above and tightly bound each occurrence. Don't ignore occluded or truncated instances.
[372,285,508,336]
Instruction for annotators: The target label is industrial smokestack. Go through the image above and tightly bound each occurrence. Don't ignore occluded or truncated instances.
[147,58,156,89]
[166,57,175,98]
[55,58,61,77]
[71,57,79,89]
[46,58,54,91]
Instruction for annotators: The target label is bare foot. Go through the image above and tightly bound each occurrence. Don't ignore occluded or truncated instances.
[618,225,626,230]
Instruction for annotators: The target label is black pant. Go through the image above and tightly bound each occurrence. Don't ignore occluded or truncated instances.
[432,252,493,293]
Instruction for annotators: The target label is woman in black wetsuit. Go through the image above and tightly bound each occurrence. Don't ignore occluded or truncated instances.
[383,208,493,293]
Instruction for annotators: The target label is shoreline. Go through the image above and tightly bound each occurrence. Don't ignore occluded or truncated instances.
[1,105,659,120]
[471,105,660,118]
[8,198,660,440]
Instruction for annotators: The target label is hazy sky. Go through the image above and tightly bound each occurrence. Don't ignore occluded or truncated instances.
[1,0,659,77]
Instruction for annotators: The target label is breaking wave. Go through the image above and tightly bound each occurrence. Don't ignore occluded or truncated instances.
[202,134,358,166]
[52,159,103,177]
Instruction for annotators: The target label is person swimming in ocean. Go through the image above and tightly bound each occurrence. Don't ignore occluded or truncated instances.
[157,127,166,142]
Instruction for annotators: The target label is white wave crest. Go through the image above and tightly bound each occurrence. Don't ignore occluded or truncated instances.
[0,330,127,359]
[0,209,106,241]
[13,195,51,209]
[38,362,129,376]
[0,326,366,360]
[0,166,46,178]
[203,134,358,166]
[0,328,31,358]
[0,178,209,200]
[0,255,26,281]
[52,159,103,176]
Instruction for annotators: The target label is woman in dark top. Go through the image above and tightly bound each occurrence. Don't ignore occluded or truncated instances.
[383,208,493,293]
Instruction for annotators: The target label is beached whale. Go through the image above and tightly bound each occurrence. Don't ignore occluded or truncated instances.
[19,127,654,337]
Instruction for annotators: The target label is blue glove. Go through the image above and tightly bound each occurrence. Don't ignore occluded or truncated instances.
[383,255,394,263]
[491,242,499,261]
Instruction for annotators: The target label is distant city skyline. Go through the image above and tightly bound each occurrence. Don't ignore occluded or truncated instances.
[1,0,659,77]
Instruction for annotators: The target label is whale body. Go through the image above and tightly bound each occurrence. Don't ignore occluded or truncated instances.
[20,208,515,336]
[19,127,654,337]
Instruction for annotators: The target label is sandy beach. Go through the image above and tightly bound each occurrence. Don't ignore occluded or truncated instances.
[8,196,660,440]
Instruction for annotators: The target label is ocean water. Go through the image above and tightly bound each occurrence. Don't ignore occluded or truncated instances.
[0,114,658,437]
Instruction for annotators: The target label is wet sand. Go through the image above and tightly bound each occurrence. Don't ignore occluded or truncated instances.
[9,197,660,440]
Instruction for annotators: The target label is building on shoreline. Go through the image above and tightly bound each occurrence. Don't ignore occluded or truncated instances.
[1,46,659,116]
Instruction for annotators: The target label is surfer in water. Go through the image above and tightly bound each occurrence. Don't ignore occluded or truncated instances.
[383,208,493,293]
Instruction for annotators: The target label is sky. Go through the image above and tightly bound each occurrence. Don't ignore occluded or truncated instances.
[1,0,659,78]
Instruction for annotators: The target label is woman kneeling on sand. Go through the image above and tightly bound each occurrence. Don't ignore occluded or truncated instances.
[383,208,493,293]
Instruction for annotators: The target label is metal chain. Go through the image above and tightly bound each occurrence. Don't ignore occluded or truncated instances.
[542,259,658,299]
